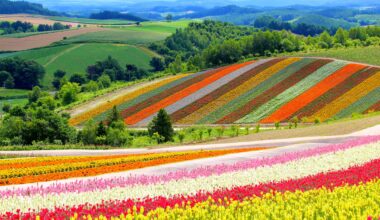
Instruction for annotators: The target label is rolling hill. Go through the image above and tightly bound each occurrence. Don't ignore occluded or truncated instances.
[68,57,380,126]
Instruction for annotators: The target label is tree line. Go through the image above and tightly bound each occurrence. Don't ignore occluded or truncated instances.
[0,20,70,35]
[149,20,380,73]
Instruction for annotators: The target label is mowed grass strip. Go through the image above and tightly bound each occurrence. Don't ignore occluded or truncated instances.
[289,67,380,121]
[180,58,302,125]
[215,58,320,124]
[310,71,380,121]
[335,87,380,119]
[261,63,366,123]
[237,60,347,123]
[124,62,251,125]
[170,59,277,123]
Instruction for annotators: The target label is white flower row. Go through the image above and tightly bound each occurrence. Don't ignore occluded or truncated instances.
[1,141,380,213]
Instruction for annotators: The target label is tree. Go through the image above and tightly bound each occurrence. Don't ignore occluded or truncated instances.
[28,86,42,103]
[69,73,87,85]
[334,28,348,45]
[319,31,333,48]
[0,71,10,86]
[59,82,81,105]
[166,14,173,22]
[97,74,111,89]
[150,57,165,72]
[96,121,107,136]
[4,76,14,89]
[107,106,123,127]
[83,80,99,92]
[81,120,97,145]
[148,109,174,143]
[52,70,67,89]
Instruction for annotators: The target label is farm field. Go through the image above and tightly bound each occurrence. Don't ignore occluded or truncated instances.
[2,131,380,219]
[3,43,155,87]
[48,16,135,25]
[294,46,380,66]
[0,14,80,26]
[0,27,104,51]
[68,57,380,126]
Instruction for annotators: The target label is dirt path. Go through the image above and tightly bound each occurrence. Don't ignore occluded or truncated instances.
[209,115,380,144]
[0,27,105,51]
[44,44,83,67]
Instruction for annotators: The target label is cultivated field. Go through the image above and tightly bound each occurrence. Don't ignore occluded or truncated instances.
[3,43,155,87]
[68,57,380,126]
[0,14,80,26]
[0,27,105,51]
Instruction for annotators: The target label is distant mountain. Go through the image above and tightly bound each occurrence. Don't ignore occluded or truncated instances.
[89,11,147,22]
[0,0,59,15]
[175,5,260,19]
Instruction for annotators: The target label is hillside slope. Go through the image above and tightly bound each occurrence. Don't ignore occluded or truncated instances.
[69,57,380,126]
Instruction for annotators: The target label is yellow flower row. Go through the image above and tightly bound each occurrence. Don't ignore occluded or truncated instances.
[178,58,301,124]
[311,71,380,121]
[75,179,380,220]
[69,74,189,126]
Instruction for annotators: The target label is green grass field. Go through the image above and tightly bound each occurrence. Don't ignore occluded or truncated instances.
[0,88,29,99]
[0,88,29,113]
[4,43,155,87]
[48,16,135,25]
[61,20,192,45]
[292,46,380,66]
[60,28,169,45]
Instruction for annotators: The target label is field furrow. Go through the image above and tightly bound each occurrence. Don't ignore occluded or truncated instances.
[170,59,276,123]
[289,67,380,121]
[125,62,252,125]
[237,60,347,123]
[261,63,366,123]
[136,61,258,125]
[217,59,330,124]
[310,71,380,121]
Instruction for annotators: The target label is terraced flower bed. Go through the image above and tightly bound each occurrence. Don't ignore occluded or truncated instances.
[68,57,380,126]
[2,136,380,219]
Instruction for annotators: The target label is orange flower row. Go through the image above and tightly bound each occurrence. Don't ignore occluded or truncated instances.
[0,147,269,186]
[125,62,253,125]
[261,64,366,123]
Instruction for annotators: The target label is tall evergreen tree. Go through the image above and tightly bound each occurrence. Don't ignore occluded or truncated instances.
[148,109,174,143]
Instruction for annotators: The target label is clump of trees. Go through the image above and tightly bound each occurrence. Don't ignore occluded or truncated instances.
[0,21,69,35]
[150,20,380,73]
[0,57,45,89]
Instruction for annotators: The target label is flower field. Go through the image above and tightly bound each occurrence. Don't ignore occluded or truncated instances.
[68,57,380,125]
[2,136,380,219]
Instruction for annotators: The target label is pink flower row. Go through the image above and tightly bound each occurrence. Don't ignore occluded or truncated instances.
[2,135,380,198]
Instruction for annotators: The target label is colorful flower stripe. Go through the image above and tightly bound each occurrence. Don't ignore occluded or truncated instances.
[366,101,380,113]
[170,59,282,123]
[2,137,380,218]
[0,148,265,186]
[311,70,380,121]
[217,58,329,124]
[288,66,379,121]
[17,156,380,220]
[91,70,209,124]
[84,180,380,220]
[125,62,253,125]
[68,74,188,126]
[136,61,260,126]
[2,136,378,199]
[237,60,348,123]
[177,58,301,125]
[200,58,317,124]
[261,63,366,123]
[335,87,380,118]
[120,66,230,120]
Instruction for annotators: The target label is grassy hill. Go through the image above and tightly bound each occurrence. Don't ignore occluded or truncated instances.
[68,57,380,126]
[293,46,380,66]
[4,43,155,87]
